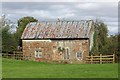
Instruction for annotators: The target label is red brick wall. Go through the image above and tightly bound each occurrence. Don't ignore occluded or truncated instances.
[22,39,89,63]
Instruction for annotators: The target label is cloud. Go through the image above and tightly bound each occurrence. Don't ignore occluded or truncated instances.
[75,3,118,18]
[108,25,118,34]
[76,3,100,10]
[49,4,65,10]
[2,2,118,35]
[2,0,119,2]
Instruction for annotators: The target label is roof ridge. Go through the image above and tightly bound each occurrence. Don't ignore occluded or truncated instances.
[29,20,93,23]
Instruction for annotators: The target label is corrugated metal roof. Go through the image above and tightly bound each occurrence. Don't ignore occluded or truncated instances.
[21,20,93,39]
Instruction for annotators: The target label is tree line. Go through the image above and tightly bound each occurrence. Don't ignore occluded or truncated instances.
[91,20,119,55]
[1,15,38,52]
[1,15,119,55]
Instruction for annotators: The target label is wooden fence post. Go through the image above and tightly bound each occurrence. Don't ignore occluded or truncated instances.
[23,55,24,60]
[113,54,115,64]
[7,52,8,58]
[100,54,102,64]
[91,55,93,64]
[13,51,15,59]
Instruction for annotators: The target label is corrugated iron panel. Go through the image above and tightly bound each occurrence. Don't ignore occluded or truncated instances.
[21,20,93,39]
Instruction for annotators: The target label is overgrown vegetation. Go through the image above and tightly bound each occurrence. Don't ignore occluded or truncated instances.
[91,20,119,55]
[1,15,38,52]
[14,16,38,47]
[1,15,17,52]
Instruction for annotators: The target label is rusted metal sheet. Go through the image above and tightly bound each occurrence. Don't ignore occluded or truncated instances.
[21,20,93,39]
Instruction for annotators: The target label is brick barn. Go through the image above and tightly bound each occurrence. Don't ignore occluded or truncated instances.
[21,20,94,63]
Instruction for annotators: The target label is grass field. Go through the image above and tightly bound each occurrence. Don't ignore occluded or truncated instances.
[2,58,118,78]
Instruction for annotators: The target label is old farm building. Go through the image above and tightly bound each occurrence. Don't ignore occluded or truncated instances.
[21,20,94,63]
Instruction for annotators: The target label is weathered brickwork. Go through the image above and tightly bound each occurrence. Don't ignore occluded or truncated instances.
[22,39,89,63]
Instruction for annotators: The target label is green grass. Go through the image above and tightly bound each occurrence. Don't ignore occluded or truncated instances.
[2,58,118,78]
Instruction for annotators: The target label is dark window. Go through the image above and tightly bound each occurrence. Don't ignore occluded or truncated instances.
[64,48,70,60]
[35,50,42,58]
[76,52,82,60]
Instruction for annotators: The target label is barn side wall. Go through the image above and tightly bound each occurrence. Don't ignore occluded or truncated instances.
[22,39,89,63]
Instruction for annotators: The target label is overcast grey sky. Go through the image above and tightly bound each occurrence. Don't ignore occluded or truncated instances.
[2,2,118,35]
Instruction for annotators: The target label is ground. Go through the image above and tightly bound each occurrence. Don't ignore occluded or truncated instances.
[2,58,118,78]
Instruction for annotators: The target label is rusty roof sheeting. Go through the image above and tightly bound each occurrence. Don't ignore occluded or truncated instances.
[21,20,93,39]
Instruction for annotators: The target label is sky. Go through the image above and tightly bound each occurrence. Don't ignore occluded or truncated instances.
[2,2,118,35]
